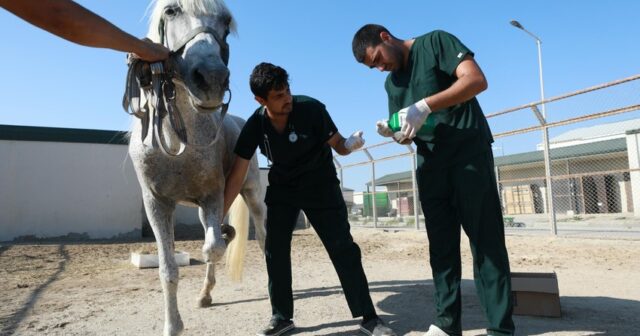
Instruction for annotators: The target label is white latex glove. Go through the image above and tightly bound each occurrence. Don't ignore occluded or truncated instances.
[393,131,409,143]
[400,98,432,139]
[344,131,365,152]
[376,120,394,137]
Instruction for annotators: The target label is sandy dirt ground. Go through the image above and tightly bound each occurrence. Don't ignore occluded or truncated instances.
[1,228,639,336]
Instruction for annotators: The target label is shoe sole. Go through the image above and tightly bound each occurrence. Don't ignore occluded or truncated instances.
[256,323,295,336]
[359,325,373,336]
[360,326,397,336]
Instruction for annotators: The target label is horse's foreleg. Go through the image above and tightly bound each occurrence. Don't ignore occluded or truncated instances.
[198,201,226,262]
[142,192,183,336]
[196,200,225,307]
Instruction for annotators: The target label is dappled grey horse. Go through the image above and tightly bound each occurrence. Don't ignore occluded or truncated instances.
[123,1,266,335]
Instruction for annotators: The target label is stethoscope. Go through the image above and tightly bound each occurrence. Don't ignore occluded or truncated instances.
[261,107,298,167]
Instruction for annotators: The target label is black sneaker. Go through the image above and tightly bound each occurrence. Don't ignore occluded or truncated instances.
[359,317,396,336]
[256,318,295,336]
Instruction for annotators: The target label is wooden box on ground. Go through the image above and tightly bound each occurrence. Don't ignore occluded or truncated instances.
[511,272,561,317]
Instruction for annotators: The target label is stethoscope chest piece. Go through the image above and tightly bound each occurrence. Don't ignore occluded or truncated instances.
[288,131,298,143]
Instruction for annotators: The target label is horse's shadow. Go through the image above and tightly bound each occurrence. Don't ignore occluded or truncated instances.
[0,244,69,336]
[286,279,640,335]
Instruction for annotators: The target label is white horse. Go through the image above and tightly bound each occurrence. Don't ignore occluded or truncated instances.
[124,1,265,335]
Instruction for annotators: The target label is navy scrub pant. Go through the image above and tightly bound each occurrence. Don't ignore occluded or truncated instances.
[264,190,376,321]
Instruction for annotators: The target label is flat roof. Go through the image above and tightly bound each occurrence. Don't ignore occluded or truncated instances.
[368,138,627,186]
[0,125,129,145]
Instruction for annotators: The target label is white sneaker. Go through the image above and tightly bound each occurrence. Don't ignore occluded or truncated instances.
[423,324,450,336]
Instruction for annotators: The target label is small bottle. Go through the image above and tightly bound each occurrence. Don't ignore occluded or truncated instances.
[387,110,406,133]
[388,110,435,139]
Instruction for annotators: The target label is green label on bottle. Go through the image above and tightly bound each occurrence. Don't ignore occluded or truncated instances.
[388,111,406,133]
[388,111,435,137]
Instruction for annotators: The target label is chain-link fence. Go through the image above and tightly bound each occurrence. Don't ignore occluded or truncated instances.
[337,74,640,236]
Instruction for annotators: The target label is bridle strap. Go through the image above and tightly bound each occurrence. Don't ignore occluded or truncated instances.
[150,62,187,156]
[122,57,151,142]
[170,26,222,53]
[159,15,229,65]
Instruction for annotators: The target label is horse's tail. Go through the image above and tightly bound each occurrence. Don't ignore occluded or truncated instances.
[225,195,249,281]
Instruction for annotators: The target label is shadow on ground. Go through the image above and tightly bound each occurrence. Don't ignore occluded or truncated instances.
[0,245,69,336]
[285,279,640,335]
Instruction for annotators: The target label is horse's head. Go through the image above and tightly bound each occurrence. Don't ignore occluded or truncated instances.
[149,0,235,112]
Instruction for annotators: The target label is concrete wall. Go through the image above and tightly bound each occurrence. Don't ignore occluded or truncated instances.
[0,124,318,241]
[0,139,141,241]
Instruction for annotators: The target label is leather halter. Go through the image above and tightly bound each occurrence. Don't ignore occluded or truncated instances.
[122,11,231,156]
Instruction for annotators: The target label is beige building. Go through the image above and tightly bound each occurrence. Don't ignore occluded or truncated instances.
[497,119,640,217]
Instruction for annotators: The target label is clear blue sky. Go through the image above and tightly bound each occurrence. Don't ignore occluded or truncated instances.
[1,1,639,191]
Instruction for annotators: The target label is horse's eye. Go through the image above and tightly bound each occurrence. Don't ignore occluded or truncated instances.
[164,6,180,17]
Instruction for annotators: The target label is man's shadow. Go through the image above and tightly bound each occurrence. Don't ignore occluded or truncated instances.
[288,279,640,335]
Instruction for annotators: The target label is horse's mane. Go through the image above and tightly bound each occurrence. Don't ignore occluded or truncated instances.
[147,0,237,42]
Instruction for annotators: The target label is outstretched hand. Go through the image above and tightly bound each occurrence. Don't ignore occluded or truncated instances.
[345,130,365,152]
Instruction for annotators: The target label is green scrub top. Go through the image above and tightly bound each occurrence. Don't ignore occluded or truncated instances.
[234,95,343,206]
[385,30,494,169]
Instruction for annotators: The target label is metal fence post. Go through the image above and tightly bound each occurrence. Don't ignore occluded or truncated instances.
[372,161,377,228]
[542,126,558,235]
[531,105,558,235]
[362,149,376,228]
[407,145,420,230]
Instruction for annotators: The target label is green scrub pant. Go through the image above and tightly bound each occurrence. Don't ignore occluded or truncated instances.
[417,150,515,336]
[264,193,376,321]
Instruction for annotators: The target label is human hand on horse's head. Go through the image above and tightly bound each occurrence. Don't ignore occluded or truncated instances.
[131,38,170,62]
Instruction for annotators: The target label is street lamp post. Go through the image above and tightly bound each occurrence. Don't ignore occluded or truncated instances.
[510,19,558,235]
[510,20,546,118]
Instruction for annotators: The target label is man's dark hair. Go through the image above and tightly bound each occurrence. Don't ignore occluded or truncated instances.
[352,24,392,63]
[249,62,289,99]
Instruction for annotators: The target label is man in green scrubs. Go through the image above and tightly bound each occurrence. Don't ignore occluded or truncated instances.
[223,63,395,336]
[352,25,514,336]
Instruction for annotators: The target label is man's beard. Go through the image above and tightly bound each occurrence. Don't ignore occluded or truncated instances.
[271,104,292,116]
[389,45,404,71]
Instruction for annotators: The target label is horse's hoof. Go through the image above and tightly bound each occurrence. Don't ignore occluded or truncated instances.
[196,295,212,308]
[164,318,184,336]
[221,224,236,244]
